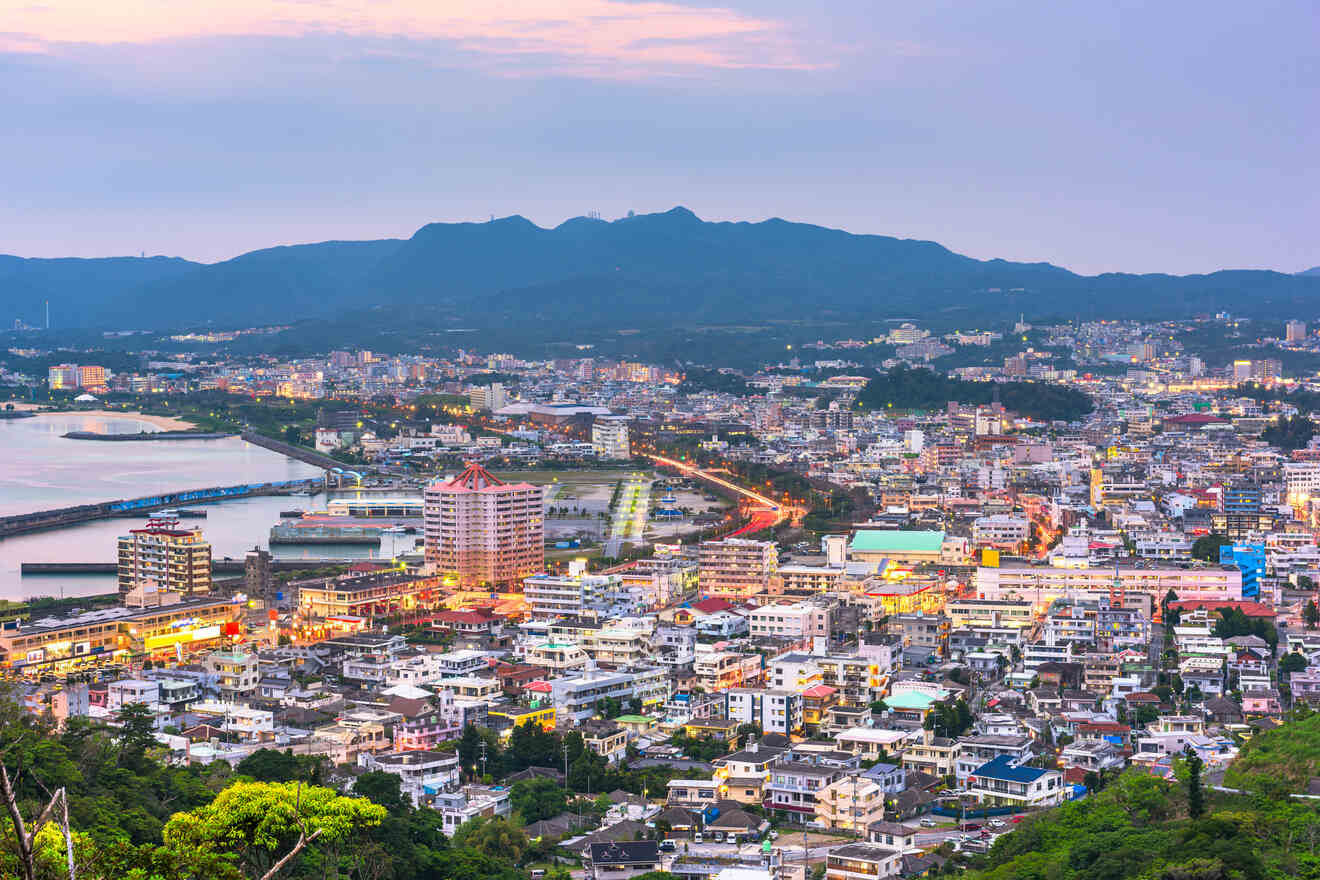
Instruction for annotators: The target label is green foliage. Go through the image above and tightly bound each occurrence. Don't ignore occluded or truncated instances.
[511,778,569,823]
[1307,600,1320,630]
[354,771,413,815]
[923,698,974,738]
[669,731,729,763]
[856,366,1094,421]
[677,368,749,396]
[449,815,528,864]
[1281,652,1309,677]
[1261,413,1316,451]
[235,748,330,785]
[963,770,1319,880]
[1223,707,1320,794]
[1183,748,1205,819]
[1211,607,1277,651]
[161,780,386,877]
[1190,534,1231,563]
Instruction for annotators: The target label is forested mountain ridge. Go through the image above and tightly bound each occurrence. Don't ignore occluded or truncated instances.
[4,208,1318,330]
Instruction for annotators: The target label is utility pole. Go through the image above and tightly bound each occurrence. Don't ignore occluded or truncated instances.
[479,738,487,779]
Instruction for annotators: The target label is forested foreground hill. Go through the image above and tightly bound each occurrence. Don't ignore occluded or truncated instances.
[963,769,1320,880]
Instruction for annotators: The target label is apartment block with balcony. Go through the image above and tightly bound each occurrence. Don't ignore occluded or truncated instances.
[815,775,886,833]
[699,538,778,599]
[764,761,843,823]
[358,750,461,806]
[726,688,803,735]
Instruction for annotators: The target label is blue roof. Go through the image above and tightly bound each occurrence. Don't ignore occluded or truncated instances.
[970,755,1049,784]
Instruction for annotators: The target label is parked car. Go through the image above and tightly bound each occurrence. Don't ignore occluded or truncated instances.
[660,841,677,852]
[693,833,703,844]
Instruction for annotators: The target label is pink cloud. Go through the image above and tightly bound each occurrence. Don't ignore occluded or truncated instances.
[6,0,826,74]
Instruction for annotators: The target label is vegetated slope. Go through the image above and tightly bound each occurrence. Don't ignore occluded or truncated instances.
[966,770,1315,880]
[1223,707,1320,793]
[0,254,199,327]
[132,239,405,325]
[855,365,1094,421]
[5,208,1320,329]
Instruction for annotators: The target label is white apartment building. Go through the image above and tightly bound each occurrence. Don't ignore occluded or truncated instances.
[971,515,1030,548]
[591,417,631,459]
[747,601,830,639]
[108,679,161,710]
[1285,463,1320,502]
[694,650,763,692]
[548,666,669,721]
[726,688,804,735]
[358,750,460,807]
[947,598,1035,629]
[205,650,259,700]
[976,565,1242,605]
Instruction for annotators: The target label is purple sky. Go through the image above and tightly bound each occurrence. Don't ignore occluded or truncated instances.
[3,0,1316,274]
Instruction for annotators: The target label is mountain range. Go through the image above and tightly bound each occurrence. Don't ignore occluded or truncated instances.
[2,207,1317,331]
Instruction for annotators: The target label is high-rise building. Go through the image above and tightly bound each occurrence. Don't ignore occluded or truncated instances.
[592,416,631,459]
[699,538,778,599]
[117,522,212,598]
[75,365,107,388]
[424,462,543,588]
[47,364,77,390]
[469,383,508,412]
[1287,320,1308,343]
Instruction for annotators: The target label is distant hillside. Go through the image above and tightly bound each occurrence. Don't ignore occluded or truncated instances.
[0,254,198,328]
[3,208,1318,329]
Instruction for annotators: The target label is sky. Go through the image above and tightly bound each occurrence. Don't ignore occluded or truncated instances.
[2,0,1316,275]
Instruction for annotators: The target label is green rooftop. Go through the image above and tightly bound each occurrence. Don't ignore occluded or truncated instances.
[885,690,939,710]
[849,529,945,554]
[615,714,654,724]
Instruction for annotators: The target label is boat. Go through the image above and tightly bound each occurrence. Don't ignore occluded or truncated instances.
[279,509,305,518]
[174,508,207,518]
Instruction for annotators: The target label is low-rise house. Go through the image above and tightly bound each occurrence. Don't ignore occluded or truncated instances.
[1059,740,1126,773]
[965,755,1064,808]
[713,740,787,806]
[588,841,661,880]
[581,719,628,764]
[667,779,721,809]
[824,843,903,880]
[953,734,1034,783]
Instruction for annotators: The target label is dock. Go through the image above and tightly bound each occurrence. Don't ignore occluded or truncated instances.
[21,559,363,575]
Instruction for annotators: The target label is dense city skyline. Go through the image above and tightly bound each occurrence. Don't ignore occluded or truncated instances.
[5,1,1317,275]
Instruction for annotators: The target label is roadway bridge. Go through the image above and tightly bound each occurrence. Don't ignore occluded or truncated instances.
[0,478,322,538]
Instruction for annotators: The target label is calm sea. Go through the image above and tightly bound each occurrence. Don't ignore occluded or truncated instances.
[0,414,409,600]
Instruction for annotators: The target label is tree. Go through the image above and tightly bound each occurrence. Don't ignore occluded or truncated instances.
[235,749,328,785]
[1280,652,1309,677]
[450,815,528,864]
[116,701,157,770]
[353,771,412,815]
[1191,535,1230,563]
[1306,600,1320,630]
[1161,589,1182,628]
[510,778,568,823]
[1183,747,1205,819]
[161,780,386,879]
